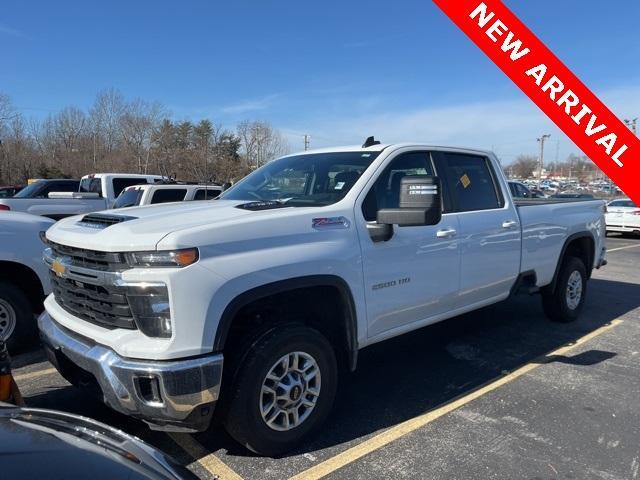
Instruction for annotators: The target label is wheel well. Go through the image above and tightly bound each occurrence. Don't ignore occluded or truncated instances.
[218,279,358,373]
[0,261,45,313]
[547,234,595,294]
[564,236,595,278]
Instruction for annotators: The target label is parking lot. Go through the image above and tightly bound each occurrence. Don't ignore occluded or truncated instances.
[11,234,640,480]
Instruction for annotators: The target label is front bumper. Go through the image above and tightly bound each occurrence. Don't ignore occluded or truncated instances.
[38,311,223,432]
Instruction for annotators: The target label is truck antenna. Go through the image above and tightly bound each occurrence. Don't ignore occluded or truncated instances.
[362,136,381,148]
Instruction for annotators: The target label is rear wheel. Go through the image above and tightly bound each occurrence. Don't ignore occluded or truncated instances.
[542,256,587,323]
[0,282,35,353]
[223,325,338,456]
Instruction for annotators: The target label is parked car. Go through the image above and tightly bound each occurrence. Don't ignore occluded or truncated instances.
[0,402,197,479]
[508,181,546,199]
[605,198,640,235]
[0,212,53,351]
[0,174,162,219]
[39,140,607,455]
[113,183,223,209]
[0,185,26,198]
[551,192,595,199]
[508,181,532,199]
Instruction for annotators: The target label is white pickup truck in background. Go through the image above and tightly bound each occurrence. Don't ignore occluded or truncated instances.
[112,183,223,209]
[39,140,607,455]
[0,173,162,220]
[0,212,54,351]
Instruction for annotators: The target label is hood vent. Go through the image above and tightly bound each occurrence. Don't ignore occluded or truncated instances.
[78,213,137,229]
[235,201,290,211]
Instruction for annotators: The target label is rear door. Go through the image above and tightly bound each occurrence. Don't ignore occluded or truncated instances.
[435,151,521,306]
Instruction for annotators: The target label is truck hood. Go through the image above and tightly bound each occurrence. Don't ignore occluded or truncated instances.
[46,200,298,251]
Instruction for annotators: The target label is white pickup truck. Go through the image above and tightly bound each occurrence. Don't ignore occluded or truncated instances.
[0,212,54,351]
[0,174,162,220]
[39,141,607,455]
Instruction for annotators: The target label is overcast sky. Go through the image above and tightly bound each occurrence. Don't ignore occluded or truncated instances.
[2,0,639,163]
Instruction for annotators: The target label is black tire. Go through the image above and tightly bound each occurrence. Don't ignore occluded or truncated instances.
[223,325,338,456]
[542,256,587,323]
[0,282,35,353]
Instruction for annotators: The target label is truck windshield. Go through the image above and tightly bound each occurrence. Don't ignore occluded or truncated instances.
[113,188,143,209]
[220,152,380,207]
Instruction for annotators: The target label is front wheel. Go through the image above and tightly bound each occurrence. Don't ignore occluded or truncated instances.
[223,325,338,456]
[542,256,587,323]
[0,282,35,353]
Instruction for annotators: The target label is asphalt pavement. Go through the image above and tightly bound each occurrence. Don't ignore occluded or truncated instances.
[11,234,640,480]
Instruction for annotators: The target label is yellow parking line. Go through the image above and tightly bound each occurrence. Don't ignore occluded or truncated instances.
[168,432,244,480]
[13,367,58,382]
[290,319,623,480]
[608,244,640,253]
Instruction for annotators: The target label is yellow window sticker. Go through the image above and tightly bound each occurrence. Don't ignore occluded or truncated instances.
[460,174,471,188]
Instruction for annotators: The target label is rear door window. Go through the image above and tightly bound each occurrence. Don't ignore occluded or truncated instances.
[439,153,504,212]
[193,188,221,200]
[150,188,188,204]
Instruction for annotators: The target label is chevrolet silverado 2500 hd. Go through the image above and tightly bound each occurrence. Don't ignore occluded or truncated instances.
[38,141,607,455]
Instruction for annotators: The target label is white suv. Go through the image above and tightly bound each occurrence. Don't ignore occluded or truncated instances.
[112,184,223,209]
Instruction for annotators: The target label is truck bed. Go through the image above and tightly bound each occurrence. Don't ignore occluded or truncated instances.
[516,197,606,288]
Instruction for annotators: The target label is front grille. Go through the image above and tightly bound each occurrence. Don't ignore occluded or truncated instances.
[50,242,126,271]
[50,272,136,330]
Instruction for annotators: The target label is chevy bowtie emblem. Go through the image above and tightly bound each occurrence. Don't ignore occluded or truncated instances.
[51,258,66,277]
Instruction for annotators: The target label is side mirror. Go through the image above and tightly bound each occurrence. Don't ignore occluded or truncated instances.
[377,175,442,227]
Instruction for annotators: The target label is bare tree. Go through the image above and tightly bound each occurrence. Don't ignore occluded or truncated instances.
[89,88,126,169]
[120,99,164,173]
[511,155,539,179]
[237,120,289,168]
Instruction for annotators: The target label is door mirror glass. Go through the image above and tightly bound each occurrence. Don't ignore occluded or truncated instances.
[377,175,442,226]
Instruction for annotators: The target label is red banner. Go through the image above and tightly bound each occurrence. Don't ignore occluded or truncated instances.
[432,0,640,205]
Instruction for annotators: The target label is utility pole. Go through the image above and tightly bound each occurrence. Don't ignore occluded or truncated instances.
[303,135,310,151]
[537,134,551,189]
[624,118,638,135]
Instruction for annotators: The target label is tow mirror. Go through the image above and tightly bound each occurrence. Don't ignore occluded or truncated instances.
[377,175,442,227]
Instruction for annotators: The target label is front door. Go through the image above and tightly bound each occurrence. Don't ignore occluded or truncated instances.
[357,150,461,340]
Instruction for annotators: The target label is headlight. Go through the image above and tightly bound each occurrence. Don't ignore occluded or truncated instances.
[39,231,50,246]
[125,248,199,268]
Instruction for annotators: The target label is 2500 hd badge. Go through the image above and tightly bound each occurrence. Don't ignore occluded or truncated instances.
[372,277,411,291]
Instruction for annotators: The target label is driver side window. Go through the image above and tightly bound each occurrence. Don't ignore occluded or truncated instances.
[361,151,434,221]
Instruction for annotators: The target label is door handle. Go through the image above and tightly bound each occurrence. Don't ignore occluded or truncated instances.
[502,220,518,229]
[436,228,457,238]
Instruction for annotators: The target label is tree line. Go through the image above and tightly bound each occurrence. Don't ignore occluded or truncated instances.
[0,89,289,185]
[507,153,602,181]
